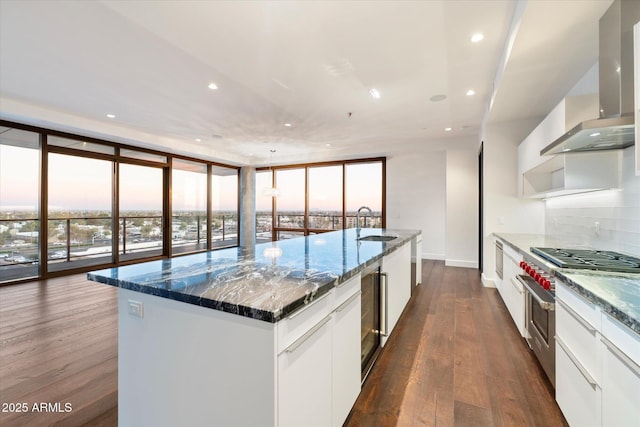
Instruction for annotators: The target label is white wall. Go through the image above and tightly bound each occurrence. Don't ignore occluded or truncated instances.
[387,137,480,268]
[386,149,446,260]
[446,150,479,268]
[482,119,546,286]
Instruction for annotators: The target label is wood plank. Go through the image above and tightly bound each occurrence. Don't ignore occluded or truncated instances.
[346,261,567,427]
[0,276,117,427]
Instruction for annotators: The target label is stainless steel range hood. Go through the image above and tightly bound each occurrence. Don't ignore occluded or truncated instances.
[541,0,640,155]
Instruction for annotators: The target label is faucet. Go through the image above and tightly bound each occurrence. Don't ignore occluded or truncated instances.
[356,206,372,235]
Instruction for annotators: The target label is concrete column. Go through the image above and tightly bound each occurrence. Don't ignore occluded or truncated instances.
[239,166,256,253]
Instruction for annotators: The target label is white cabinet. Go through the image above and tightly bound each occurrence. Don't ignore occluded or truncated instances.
[601,315,640,427]
[381,241,411,346]
[118,274,364,427]
[556,335,602,427]
[278,314,333,427]
[556,287,602,427]
[555,281,640,427]
[517,94,599,196]
[279,274,361,427]
[522,151,621,198]
[331,289,361,427]
[494,239,526,338]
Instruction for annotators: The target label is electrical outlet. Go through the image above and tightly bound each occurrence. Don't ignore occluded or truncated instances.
[128,300,144,318]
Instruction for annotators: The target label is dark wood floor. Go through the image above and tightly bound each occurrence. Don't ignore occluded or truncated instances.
[0,275,118,426]
[346,261,567,427]
[0,260,566,426]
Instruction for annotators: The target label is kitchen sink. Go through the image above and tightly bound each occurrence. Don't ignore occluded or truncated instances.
[357,235,397,242]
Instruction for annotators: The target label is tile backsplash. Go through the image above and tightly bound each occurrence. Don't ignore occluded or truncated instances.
[545,146,640,256]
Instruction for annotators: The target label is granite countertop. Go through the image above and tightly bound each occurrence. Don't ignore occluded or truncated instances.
[87,228,420,323]
[494,233,640,335]
[555,269,640,335]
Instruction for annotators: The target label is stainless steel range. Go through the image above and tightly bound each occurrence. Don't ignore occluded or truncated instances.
[516,247,640,389]
[530,248,640,273]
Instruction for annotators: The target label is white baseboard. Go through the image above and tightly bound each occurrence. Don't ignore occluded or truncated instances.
[445,259,479,269]
[481,273,496,288]
[422,252,445,261]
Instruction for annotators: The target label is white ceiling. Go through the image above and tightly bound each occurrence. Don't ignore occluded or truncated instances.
[0,0,612,166]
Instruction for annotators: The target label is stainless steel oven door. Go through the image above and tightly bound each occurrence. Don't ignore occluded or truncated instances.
[518,274,556,388]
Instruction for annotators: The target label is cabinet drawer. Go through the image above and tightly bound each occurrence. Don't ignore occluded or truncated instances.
[556,281,601,329]
[277,290,334,354]
[334,274,360,309]
[503,243,522,265]
[602,313,640,363]
[556,298,601,383]
[556,336,602,427]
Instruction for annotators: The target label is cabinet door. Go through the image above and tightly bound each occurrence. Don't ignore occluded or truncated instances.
[602,337,640,426]
[278,315,332,427]
[382,242,411,345]
[332,291,361,427]
[601,316,640,427]
[556,336,602,427]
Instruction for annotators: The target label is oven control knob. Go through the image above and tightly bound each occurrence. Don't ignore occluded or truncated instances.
[542,278,551,290]
[534,272,541,282]
[520,261,526,269]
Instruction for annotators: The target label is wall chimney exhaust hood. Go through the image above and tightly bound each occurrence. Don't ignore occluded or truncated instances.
[541,0,640,156]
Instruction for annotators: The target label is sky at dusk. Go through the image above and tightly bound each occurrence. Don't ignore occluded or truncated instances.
[2,143,382,213]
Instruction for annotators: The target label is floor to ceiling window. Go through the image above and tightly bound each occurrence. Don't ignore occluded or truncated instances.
[211,165,239,249]
[119,163,164,261]
[172,159,208,255]
[0,120,240,285]
[47,139,114,272]
[257,158,385,241]
[345,161,383,229]
[308,165,343,232]
[274,168,306,240]
[0,128,40,282]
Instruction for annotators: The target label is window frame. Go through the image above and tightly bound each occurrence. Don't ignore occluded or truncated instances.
[256,157,386,241]
[0,120,240,285]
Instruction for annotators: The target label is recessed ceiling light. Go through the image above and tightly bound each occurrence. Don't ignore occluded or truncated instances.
[563,148,571,152]
[106,114,116,119]
[445,127,452,132]
[325,143,331,147]
[195,138,201,142]
[369,88,381,99]
[208,82,218,90]
[589,132,601,137]
[471,33,484,43]
[284,123,292,127]
[430,94,447,102]
[466,89,475,96]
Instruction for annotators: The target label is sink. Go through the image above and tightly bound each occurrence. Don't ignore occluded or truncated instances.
[357,235,397,242]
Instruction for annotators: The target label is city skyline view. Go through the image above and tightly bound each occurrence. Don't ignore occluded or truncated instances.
[2,144,382,212]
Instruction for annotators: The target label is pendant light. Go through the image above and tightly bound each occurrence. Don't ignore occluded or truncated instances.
[262,149,280,197]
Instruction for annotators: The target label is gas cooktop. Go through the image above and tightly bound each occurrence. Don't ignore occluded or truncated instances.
[530,247,640,274]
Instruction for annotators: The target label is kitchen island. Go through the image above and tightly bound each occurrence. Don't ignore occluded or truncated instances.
[88,228,420,427]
